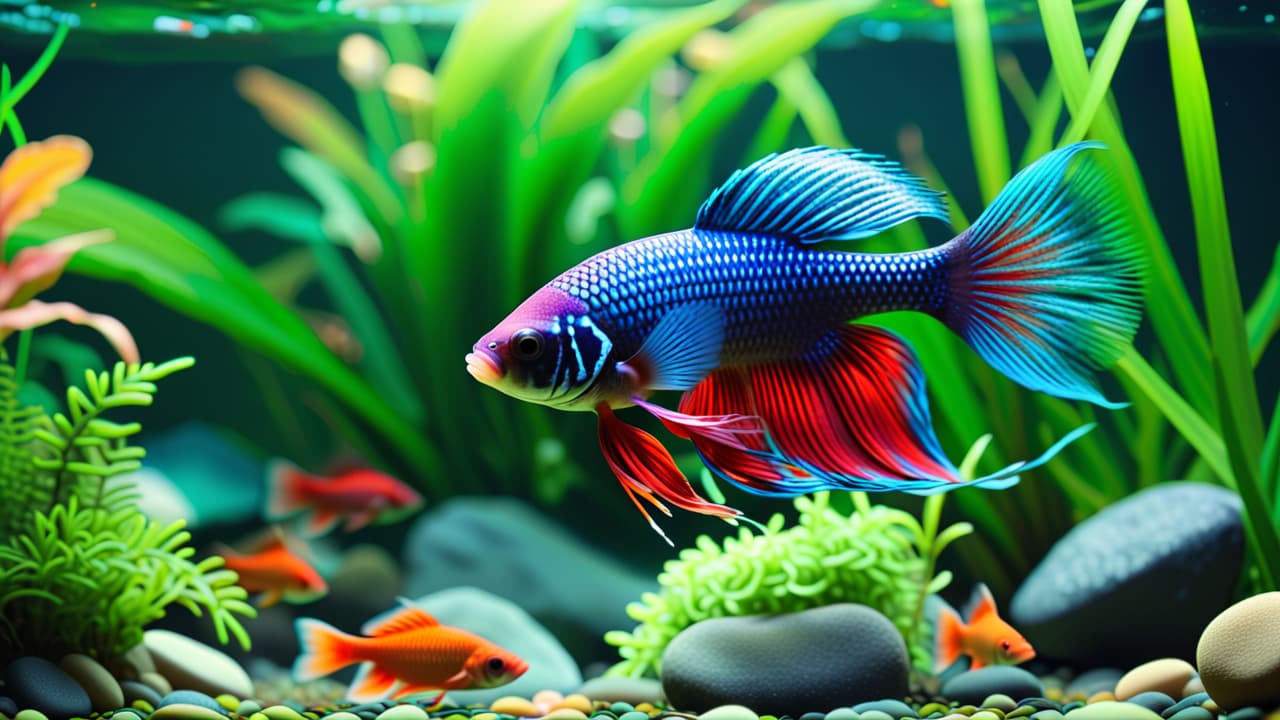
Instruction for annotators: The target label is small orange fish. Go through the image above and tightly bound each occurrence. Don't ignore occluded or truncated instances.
[935,583,1035,672]
[215,528,327,609]
[267,459,423,536]
[294,601,529,703]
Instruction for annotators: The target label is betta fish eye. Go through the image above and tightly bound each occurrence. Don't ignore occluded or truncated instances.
[1000,640,1011,652]
[511,329,545,361]
[486,657,505,672]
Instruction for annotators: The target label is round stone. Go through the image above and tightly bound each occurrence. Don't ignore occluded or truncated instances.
[981,694,1017,712]
[1058,701,1161,719]
[610,703,636,715]
[59,653,124,712]
[15,710,51,720]
[1115,659,1195,701]
[152,703,231,720]
[121,680,164,707]
[578,678,664,707]
[661,604,909,716]
[941,667,1045,707]
[544,710,589,720]
[1010,483,1244,666]
[141,671,174,696]
[375,706,428,720]
[1196,591,1280,712]
[822,709,858,720]
[556,694,594,713]
[159,690,225,712]
[261,706,307,720]
[3,657,92,720]
[144,629,253,698]
[618,711,648,720]
[490,696,540,717]
[853,699,916,717]
[1166,708,1215,720]
[698,705,759,720]
[1122,691,1173,714]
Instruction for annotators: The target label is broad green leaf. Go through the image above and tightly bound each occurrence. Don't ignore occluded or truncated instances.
[219,193,325,245]
[6,177,435,477]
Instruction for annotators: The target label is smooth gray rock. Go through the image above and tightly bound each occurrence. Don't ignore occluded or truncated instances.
[404,586,582,705]
[660,604,909,716]
[3,657,92,720]
[144,629,254,698]
[576,676,665,705]
[402,497,655,662]
[1011,482,1243,666]
[940,666,1045,706]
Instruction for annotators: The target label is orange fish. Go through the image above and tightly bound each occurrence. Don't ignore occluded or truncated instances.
[294,601,529,703]
[935,583,1035,672]
[215,528,327,609]
[267,459,423,536]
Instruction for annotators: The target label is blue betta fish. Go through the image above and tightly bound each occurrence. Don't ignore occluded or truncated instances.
[467,142,1142,543]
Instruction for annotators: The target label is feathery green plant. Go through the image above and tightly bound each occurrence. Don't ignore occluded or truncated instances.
[0,356,256,659]
[605,483,975,677]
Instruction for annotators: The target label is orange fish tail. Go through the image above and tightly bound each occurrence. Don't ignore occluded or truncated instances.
[293,618,358,681]
[934,605,965,673]
[267,459,309,519]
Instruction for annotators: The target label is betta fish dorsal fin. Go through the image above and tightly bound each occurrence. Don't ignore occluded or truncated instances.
[362,598,440,637]
[964,583,999,623]
[621,302,724,391]
[692,146,949,244]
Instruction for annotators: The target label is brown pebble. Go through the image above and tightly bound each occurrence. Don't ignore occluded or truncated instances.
[1115,658,1195,700]
[59,653,124,712]
[107,644,156,682]
[554,695,593,714]
[1087,691,1116,703]
[139,671,172,696]
[489,697,539,717]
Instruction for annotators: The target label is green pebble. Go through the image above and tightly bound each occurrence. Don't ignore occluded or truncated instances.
[248,713,269,720]
[302,713,320,720]
[1059,702,1160,719]
[131,702,155,714]
[215,696,239,713]
[1004,708,1035,719]
[15,711,49,720]
[618,712,647,720]
[982,696,1016,714]
[471,714,499,720]
[698,706,759,720]
[326,714,362,720]
[970,713,1002,720]
[111,712,142,720]
[1029,712,1065,720]
[919,705,950,717]
[854,711,890,720]
[611,705,636,716]
[377,707,429,720]
[262,707,307,720]
[823,710,859,720]
[152,704,230,720]
[237,703,263,717]
[954,707,979,716]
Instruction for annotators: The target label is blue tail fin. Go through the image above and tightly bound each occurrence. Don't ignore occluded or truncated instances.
[943,142,1144,408]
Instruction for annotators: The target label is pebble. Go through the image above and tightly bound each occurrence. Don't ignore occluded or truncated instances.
[1225,709,1265,720]
[144,629,254,699]
[490,696,540,717]
[858,711,895,720]
[611,703,636,715]
[557,694,594,714]
[326,714,362,720]
[1165,708,1215,720]
[108,644,157,682]
[1181,677,1205,698]
[1197,592,1280,712]
[262,705,308,720]
[577,678,665,707]
[1065,669,1123,700]
[982,694,1018,712]
[58,653,124,712]
[619,711,649,720]
[852,699,916,717]
[113,710,144,720]
[1115,659,1196,701]
[1086,691,1115,703]
[375,706,427,720]
[141,671,174,697]
[543,711,589,720]
[151,703,231,720]
[121,680,164,707]
[941,667,1045,707]
[15,710,51,720]
[822,709,858,720]
[1126,692,1175,714]
[238,701,264,715]
[0,697,18,716]
[1065,701,1163,719]
[918,703,949,716]
[1030,712,1065,720]
[698,705,759,720]
[970,712,1002,720]
[3,656,92,720]
[159,690,225,712]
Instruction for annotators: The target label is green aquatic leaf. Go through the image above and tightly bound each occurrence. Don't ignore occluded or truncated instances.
[769,57,848,149]
[6,178,436,478]
[951,0,1010,202]
[218,192,326,245]
[1247,244,1280,365]
[1058,0,1147,145]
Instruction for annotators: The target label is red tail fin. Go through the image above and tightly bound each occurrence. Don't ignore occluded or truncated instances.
[293,617,358,680]
[267,459,309,519]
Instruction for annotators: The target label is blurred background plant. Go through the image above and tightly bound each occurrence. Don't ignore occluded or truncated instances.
[7,0,1277,600]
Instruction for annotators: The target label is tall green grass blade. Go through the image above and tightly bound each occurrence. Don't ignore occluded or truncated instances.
[620,0,875,237]
[1263,393,1279,514]
[7,178,442,491]
[1246,243,1280,364]
[1058,0,1147,145]
[1019,69,1063,166]
[1167,0,1277,589]
[0,22,69,120]
[951,0,1010,201]
[1037,0,1215,418]
[769,58,848,148]
[995,51,1039,126]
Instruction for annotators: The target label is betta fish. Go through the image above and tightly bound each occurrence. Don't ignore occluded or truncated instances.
[467,143,1142,542]
[294,600,529,703]
[935,583,1035,672]
[266,459,423,536]
[214,527,327,609]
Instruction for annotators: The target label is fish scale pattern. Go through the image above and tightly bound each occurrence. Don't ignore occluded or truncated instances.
[549,228,952,364]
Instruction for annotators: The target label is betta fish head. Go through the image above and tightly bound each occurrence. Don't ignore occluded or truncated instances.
[467,287,615,411]
[996,632,1036,665]
[466,647,529,689]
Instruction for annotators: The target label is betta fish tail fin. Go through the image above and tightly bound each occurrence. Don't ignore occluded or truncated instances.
[934,602,967,674]
[266,459,310,520]
[943,142,1144,408]
[293,617,359,681]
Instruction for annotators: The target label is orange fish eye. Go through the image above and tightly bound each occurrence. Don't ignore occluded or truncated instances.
[1000,640,1011,651]
[486,656,505,673]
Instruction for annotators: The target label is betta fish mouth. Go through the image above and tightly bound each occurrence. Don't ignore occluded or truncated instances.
[465,348,503,385]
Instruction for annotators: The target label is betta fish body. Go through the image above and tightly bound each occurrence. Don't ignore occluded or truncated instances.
[468,143,1142,542]
[935,583,1035,672]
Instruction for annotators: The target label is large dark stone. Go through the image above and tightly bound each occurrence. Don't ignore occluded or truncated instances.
[660,604,909,716]
[940,666,1045,706]
[1010,482,1243,667]
[3,656,92,720]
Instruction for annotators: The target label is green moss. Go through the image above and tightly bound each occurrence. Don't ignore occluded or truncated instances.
[0,356,255,659]
[605,491,968,676]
